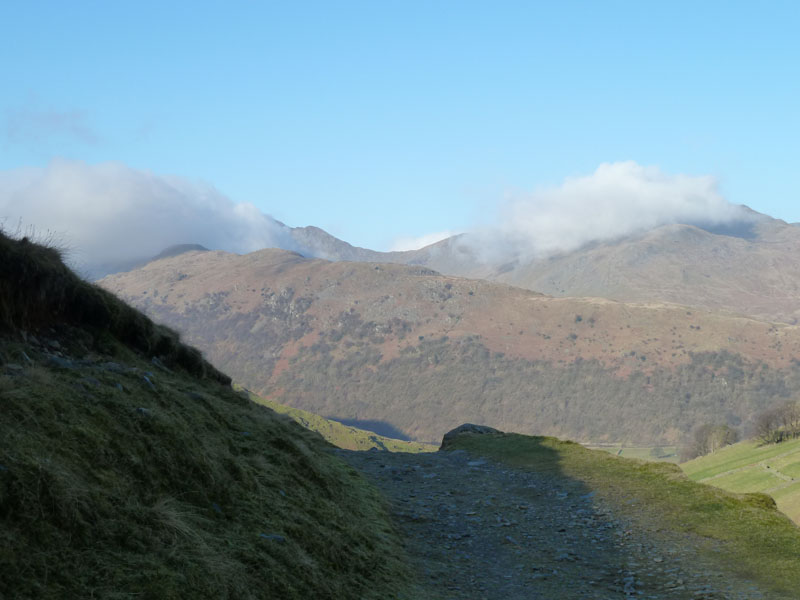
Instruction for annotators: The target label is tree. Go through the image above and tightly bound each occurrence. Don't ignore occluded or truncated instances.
[754,401,800,444]
[681,423,740,461]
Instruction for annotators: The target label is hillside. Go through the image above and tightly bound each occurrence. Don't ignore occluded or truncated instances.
[487,218,800,325]
[100,248,800,445]
[241,387,437,452]
[117,209,800,325]
[277,212,800,324]
[683,438,800,524]
[0,232,410,599]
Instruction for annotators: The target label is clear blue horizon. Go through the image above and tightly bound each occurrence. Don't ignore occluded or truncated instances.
[2,1,798,252]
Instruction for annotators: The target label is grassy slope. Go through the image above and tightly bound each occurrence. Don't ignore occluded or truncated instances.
[447,432,800,598]
[585,444,680,463]
[241,388,436,452]
[683,437,800,523]
[0,232,410,599]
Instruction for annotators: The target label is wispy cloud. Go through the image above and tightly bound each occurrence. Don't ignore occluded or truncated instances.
[5,105,99,146]
[0,159,297,278]
[389,230,455,252]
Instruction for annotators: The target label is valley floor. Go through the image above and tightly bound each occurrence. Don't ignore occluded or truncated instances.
[341,448,770,600]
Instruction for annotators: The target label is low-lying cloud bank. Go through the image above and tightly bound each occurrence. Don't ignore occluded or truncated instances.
[459,161,755,263]
[0,159,757,279]
[0,160,296,278]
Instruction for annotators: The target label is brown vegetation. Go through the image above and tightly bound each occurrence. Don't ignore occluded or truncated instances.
[100,248,800,445]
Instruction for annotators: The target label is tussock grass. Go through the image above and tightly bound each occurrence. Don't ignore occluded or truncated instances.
[0,231,410,599]
[0,231,226,383]
[447,433,800,598]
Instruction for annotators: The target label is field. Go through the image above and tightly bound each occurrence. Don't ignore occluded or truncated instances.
[682,437,800,523]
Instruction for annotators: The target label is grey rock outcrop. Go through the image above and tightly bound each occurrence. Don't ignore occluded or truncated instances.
[440,423,502,450]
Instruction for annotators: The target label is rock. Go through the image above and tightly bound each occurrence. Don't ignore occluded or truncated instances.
[5,363,24,372]
[440,423,502,449]
[45,355,76,369]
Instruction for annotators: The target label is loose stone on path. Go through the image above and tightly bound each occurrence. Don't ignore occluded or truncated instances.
[338,426,769,600]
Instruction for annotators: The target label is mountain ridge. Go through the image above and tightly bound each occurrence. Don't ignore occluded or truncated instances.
[127,208,800,324]
[100,247,800,445]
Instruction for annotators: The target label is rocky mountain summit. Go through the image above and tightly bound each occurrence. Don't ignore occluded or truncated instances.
[125,208,800,324]
[278,210,800,324]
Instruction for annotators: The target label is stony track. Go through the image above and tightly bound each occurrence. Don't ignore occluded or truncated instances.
[340,448,770,600]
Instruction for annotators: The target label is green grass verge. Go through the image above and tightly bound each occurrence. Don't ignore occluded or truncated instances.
[585,445,679,463]
[240,387,436,453]
[446,432,800,598]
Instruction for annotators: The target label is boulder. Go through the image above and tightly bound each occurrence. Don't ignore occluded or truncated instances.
[440,423,502,450]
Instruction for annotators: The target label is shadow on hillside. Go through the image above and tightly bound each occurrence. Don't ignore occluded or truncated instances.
[441,435,644,595]
[327,417,412,441]
[695,219,758,240]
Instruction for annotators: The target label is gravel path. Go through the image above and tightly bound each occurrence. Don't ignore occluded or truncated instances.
[340,448,771,600]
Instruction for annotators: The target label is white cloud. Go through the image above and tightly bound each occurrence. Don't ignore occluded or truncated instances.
[461,161,753,261]
[389,230,456,252]
[0,159,296,278]
[0,158,756,279]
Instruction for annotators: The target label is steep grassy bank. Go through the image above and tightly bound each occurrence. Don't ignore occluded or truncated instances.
[241,388,436,452]
[446,432,800,598]
[0,232,410,599]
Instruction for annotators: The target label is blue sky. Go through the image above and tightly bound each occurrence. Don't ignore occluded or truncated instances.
[1,1,798,252]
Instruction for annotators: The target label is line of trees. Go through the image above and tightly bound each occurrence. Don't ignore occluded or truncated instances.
[680,424,740,461]
[680,401,800,461]
[754,401,800,444]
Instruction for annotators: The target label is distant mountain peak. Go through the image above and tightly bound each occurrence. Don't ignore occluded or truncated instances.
[150,243,209,262]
